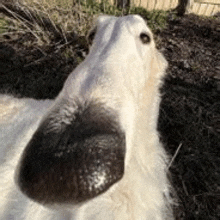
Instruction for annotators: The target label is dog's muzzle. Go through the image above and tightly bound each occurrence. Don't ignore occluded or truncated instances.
[17,101,125,205]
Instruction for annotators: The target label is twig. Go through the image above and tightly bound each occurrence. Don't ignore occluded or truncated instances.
[168,143,183,169]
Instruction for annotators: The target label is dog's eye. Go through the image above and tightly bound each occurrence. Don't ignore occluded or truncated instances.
[87,28,97,45]
[140,32,151,44]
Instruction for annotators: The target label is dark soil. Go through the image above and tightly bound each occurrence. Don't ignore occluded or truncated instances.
[0,12,220,219]
[157,14,220,220]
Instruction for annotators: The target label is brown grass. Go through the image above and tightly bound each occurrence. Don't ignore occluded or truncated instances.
[0,0,169,46]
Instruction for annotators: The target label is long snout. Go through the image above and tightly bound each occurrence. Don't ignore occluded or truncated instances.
[16,100,125,205]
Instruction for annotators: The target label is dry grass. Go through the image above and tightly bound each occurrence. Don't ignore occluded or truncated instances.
[0,0,120,43]
[22,0,96,36]
[0,0,169,45]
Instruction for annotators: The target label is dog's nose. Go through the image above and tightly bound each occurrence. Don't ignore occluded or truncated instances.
[17,101,125,205]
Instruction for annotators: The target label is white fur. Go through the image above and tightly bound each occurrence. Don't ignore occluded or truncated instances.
[0,15,173,220]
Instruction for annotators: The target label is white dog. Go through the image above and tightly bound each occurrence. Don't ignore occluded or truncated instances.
[0,15,173,220]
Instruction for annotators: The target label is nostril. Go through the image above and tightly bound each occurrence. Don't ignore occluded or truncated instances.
[17,102,125,205]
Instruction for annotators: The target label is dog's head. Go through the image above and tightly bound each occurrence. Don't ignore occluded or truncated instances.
[16,15,167,208]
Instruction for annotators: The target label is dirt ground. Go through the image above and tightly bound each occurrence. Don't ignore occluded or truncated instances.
[0,12,220,219]
[157,14,220,220]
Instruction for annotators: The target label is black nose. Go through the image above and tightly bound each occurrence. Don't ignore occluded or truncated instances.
[16,100,125,205]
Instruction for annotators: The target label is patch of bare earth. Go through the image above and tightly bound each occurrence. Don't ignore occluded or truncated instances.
[158,13,220,220]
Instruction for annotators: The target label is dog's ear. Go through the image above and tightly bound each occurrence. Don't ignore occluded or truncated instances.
[16,100,125,205]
